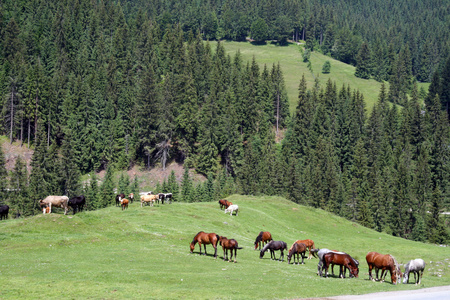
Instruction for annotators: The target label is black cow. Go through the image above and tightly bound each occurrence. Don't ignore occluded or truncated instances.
[164,193,173,204]
[0,205,9,220]
[115,193,125,207]
[68,196,86,215]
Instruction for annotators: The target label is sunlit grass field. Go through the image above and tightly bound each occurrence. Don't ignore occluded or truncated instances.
[0,195,448,299]
[216,41,429,114]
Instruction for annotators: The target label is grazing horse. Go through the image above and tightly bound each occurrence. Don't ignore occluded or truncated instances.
[366,252,401,285]
[322,252,359,278]
[219,236,243,263]
[0,205,10,220]
[68,195,86,215]
[403,259,425,285]
[190,231,220,258]
[287,242,307,265]
[312,248,354,277]
[218,199,232,210]
[289,239,316,259]
[121,199,129,210]
[260,241,287,261]
[224,204,238,216]
[140,194,158,207]
[39,196,69,215]
[128,193,134,203]
[254,231,273,250]
[115,193,125,207]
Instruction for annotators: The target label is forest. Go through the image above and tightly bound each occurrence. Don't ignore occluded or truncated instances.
[0,0,448,244]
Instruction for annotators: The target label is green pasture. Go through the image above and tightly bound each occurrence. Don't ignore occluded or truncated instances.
[0,195,448,299]
[217,41,429,114]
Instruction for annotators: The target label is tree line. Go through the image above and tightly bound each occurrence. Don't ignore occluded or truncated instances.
[0,0,448,244]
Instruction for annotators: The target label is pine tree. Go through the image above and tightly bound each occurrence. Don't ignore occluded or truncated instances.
[118,172,130,196]
[181,165,194,202]
[355,42,372,79]
[86,172,100,210]
[10,156,29,216]
[167,170,179,202]
[99,166,115,208]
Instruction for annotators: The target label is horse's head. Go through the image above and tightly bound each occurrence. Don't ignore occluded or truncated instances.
[259,249,265,259]
[189,243,195,253]
[219,236,227,246]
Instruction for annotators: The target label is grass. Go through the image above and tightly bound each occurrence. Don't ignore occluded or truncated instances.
[216,41,430,114]
[0,195,449,299]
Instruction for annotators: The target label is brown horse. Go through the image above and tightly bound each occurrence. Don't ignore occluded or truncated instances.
[254,231,273,250]
[219,236,243,263]
[190,231,220,258]
[322,252,359,278]
[218,199,232,210]
[287,242,307,265]
[366,252,401,285]
[121,199,129,210]
[289,239,315,259]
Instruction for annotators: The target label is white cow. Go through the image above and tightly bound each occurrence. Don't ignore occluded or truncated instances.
[224,204,239,216]
[39,196,69,215]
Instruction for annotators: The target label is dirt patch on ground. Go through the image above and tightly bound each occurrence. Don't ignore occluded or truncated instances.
[1,140,205,189]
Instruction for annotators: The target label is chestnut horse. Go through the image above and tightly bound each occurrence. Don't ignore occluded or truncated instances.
[322,252,359,278]
[219,236,243,263]
[190,231,219,258]
[287,242,307,265]
[254,231,273,250]
[218,199,232,210]
[366,251,401,285]
[289,239,315,259]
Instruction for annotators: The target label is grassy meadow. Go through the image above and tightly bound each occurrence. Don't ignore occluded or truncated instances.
[216,41,430,114]
[0,195,449,299]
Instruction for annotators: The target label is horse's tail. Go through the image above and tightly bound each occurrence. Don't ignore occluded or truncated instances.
[236,246,243,249]
[215,234,220,245]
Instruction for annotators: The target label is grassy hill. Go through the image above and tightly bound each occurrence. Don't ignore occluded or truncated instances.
[0,195,448,299]
[216,41,430,114]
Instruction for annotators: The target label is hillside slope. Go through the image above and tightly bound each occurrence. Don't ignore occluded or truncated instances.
[0,195,448,299]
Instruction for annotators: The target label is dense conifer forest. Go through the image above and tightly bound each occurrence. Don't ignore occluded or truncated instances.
[0,0,448,244]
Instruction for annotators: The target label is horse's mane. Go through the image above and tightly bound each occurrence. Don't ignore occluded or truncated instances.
[260,240,272,252]
[255,231,263,244]
[389,255,400,271]
[191,231,203,244]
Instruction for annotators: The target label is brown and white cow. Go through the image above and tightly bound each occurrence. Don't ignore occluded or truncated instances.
[39,196,69,215]
[140,194,159,207]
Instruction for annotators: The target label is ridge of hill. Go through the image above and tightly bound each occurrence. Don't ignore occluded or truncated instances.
[0,195,448,299]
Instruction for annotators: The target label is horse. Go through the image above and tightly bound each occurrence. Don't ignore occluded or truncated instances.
[68,195,86,215]
[115,193,125,207]
[289,239,316,259]
[313,248,355,277]
[224,204,238,216]
[128,193,134,203]
[254,231,273,250]
[190,231,220,258]
[219,236,243,263]
[121,199,129,210]
[218,199,232,210]
[403,259,425,285]
[322,252,359,278]
[287,242,307,265]
[366,251,401,284]
[39,196,69,215]
[260,241,287,261]
[0,204,9,220]
[140,194,158,207]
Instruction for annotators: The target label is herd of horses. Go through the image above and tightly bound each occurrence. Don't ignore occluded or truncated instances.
[190,229,426,285]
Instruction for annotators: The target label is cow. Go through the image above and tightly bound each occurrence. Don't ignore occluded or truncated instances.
[128,193,134,203]
[115,193,126,207]
[121,199,129,210]
[0,205,9,220]
[42,206,50,214]
[39,196,69,215]
[141,194,159,207]
[68,195,86,215]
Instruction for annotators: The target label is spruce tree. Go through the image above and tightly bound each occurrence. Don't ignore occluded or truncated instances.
[355,42,372,79]
[181,165,194,202]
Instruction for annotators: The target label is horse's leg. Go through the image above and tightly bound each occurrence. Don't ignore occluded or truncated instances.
[318,259,323,276]
[368,264,374,281]
[331,263,335,276]
[233,248,237,263]
[213,243,217,258]
[280,250,284,262]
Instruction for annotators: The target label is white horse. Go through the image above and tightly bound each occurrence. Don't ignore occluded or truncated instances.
[224,204,238,216]
[403,259,426,284]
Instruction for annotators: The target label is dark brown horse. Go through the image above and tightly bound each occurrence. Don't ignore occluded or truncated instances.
[287,242,307,265]
[289,239,316,259]
[218,199,232,210]
[219,236,243,263]
[190,231,220,258]
[322,252,359,278]
[366,252,401,284]
[260,241,287,261]
[254,231,273,250]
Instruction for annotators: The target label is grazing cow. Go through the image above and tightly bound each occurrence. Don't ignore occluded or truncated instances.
[128,193,134,203]
[0,205,9,220]
[68,195,86,215]
[121,199,129,210]
[115,193,125,207]
[39,196,69,215]
[140,194,159,207]
[224,204,239,216]
[164,193,172,204]
[42,206,50,214]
